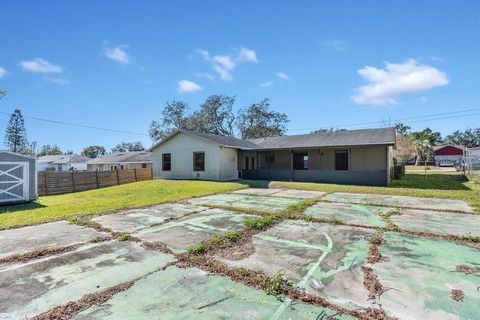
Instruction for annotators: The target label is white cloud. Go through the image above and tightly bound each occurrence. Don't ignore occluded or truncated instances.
[276,72,289,80]
[325,39,346,52]
[178,80,202,93]
[47,77,71,85]
[196,72,215,81]
[259,81,273,88]
[104,43,131,65]
[19,58,63,74]
[236,47,258,63]
[198,47,258,81]
[352,59,449,105]
[0,67,7,79]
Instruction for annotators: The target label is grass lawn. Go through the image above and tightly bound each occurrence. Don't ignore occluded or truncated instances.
[0,179,247,230]
[254,172,480,212]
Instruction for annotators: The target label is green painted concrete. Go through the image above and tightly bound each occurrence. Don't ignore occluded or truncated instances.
[219,220,375,310]
[0,221,109,259]
[304,202,388,227]
[188,193,300,212]
[132,208,251,252]
[324,192,473,212]
[0,241,173,319]
[233,188,325,199]
[93,203,209,233]
[391,209,480,237]
[373,232,480,319]
[74,266,354,320]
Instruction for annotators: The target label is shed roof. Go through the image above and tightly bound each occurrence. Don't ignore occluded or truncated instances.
[87,151,152,164]
[0,150,36,160]
[432,145,465,151]
[248,127,396,150]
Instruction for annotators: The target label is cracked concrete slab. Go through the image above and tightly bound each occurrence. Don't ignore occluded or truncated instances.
[232,188,284,196]
[233,188,326,199]
[93,203,209,233]
[372,232,480,320]
[218,220,376,310]
[187,193,300,212]
[132,208,252,252]
[305,202,389,227]
[390,209,480,237]
[0,240,173,320]
[324,192,473,212]
[74,266,354,320]
[0,221,109,259]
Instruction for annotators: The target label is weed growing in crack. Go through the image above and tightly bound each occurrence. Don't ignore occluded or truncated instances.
[116,233,132,241]
[243,216,276,230]
[459,233,480,243]
[264,270,287,297]
[284,198,318,214]
[69,218,97,227]
[237,267,249,277]
[187,243,206,254]
[210,230,239,245]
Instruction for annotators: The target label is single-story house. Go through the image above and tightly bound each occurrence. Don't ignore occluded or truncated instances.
[149,128,396,186]
[37,154,90,172]
[433,145,465,167]
[87,151,152,171]
[0,151,37,204]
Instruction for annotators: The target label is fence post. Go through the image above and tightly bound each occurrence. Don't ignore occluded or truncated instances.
[116,169,120,185]
[71,172,76,192]
[44,171,49,196]
[95,170,100,189]
[134,168,138,181]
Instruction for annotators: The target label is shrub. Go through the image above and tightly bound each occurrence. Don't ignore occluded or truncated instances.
[243,216,275,230]
[393,163,406,179]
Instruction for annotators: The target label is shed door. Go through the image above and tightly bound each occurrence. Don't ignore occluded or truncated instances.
[0,162,29,203]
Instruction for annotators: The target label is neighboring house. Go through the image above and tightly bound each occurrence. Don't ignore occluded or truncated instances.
[433,145,465,167]
[86,151,152,171]
[149,128,396,186]
[37,154,90,172]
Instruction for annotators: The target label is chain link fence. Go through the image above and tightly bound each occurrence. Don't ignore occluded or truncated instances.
[464,147,480,182]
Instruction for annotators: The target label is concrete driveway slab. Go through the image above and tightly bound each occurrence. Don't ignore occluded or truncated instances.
[0,240,173,320]
[232,188,284,196]
[132,208,252,252]
[187,193,300,212]
[272,189,326,199]
[324,192,473,212]
[0,221,109,259]
[74,266,354,320]
[219,220,376,310]
[93,203,209,233]
[305,202,389,227]
[372,232,480,320]
[391,209,480,237]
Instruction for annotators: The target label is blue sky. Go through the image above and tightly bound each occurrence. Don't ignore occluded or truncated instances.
[1,1,479,152]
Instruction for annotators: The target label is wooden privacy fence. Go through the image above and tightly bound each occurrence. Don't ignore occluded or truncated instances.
[37,168,153,196]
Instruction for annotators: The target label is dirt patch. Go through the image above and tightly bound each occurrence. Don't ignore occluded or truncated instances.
[31,280,137,320]
[206,229,256,260]
[455,264,477,274]
[451,289,465,302]
[0,245,79,264]
[141,241,173,254]
[362,266,383,300]
[367,232,387,264]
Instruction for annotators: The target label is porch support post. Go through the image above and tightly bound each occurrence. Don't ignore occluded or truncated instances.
[256,151,259,179]
[290,150,294,181]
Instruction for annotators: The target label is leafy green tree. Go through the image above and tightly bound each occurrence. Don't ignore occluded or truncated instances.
[81,145,106,158]
[189,95,236,137]
[415,139,433,179]
[149,100,190,142]
[4,109,27,153]
[37,144,63,157]
[237,99,288,139]
[394,122,411,135]
[111,141,145,152]
[411,127,442,145]
[444,128,480,148]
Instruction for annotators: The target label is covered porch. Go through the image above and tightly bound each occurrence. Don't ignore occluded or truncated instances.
[238,146,391,186]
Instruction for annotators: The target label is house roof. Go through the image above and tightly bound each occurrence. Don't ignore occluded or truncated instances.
[87,151,152,164]
[432,145,465,151]
[37,154,90,164]
[149,130,259,151]
[248,127,396,150]
[149,128,396,152]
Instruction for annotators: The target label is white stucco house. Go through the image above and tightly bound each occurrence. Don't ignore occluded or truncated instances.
[149,128,396,186]
[37,154,90,172]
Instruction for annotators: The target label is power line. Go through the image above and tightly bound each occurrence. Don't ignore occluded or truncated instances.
[0,111,149,137]
[288,106,480,131]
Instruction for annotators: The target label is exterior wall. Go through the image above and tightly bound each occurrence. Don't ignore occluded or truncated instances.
[151,133,228,181]
[350,146,387,171]
[0,152,37,201]
[87,163,152,171]
[435,155,462,166]
[219,147,238,181]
